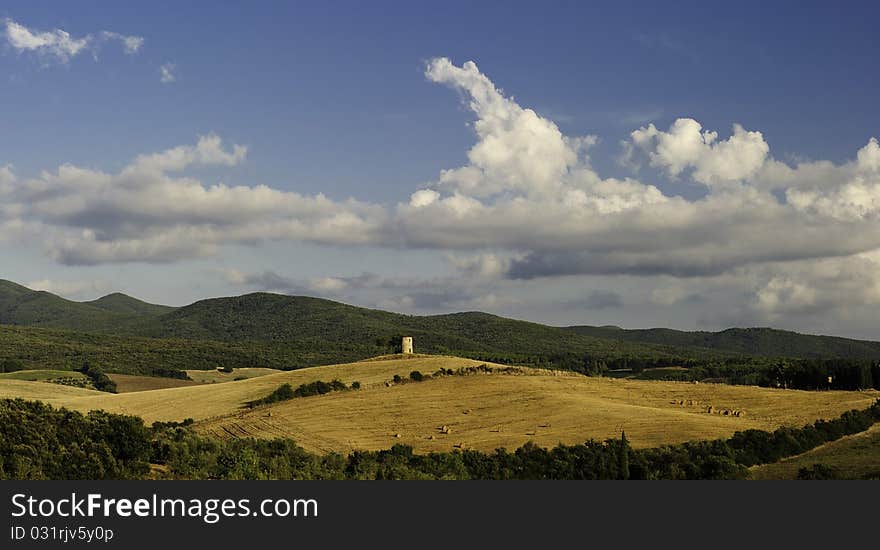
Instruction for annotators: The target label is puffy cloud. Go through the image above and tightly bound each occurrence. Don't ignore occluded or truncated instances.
[3,135,384,264]
[630,118,770,185]
[424,57,597,198]
[160,62,176,83]
[3,18,143,63]
[4,55,880,305]
[4,18,90,62]
[751,253,880,318]
[447,253,511,279]
[398,58,880,284]
[782,138,880,221]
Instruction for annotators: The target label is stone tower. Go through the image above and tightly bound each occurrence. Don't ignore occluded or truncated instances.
[401,336,414,354]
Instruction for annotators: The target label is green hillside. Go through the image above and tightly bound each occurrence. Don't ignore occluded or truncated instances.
[565,326,880,360]
[85,293,175,317]
[136,293,683,362]
[3,280,880,379]
[0,280,137,331]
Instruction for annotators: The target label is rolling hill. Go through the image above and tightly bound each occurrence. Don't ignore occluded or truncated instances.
[565,325,880,360]
[1,355,875,454]
[0,279,170,332]
[85,292,175,317]
[3,279,880,379]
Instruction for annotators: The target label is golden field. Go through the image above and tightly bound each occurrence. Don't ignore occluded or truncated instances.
[1,355,877,455]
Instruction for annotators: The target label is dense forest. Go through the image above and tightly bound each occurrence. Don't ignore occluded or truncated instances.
[3,398,878,480]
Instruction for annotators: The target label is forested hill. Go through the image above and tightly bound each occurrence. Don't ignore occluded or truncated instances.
[3,279,880,364]
[0,279,159,331]
[135,293,677,360]
[565,325,880,360]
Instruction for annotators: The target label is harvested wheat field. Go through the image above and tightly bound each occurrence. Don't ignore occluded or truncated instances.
[195,370,878,454]
[0,379,104,400]
[185,367,283,384]
[2,355,877,454]
[0,356,498,423]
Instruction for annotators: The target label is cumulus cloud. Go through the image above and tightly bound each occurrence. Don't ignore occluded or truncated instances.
[396,58,880,286]
[3,135,384,264]
[4,54,880,334]
[630,118,770,185]
[3,18,143,63]
[751,253,880,318]
[160,62,175,83]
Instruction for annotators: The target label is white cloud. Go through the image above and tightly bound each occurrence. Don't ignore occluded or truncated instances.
[781,138,880,221]
[4,54,880,325]
[4,18,91,62]
[3,135,384,264]
[99,31,144,54]
[160,62,175,83]
[630,118,770,185]
[3,18,143,64]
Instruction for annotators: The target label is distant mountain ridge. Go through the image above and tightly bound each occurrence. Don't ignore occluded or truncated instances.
[2,278,880,361]
[565,325,880,360]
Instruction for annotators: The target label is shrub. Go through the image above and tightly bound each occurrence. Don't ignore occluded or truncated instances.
[79,363,117,393]
[797,463,838,480]
[220,365,235,374]
[409,371,424,382]
[351,381,361,390]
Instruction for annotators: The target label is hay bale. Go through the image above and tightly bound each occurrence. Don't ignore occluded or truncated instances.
[394,433,401,438]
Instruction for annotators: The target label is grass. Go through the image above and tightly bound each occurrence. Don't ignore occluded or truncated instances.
[185,368,283,384]
[749,423,880,480]
[0,369,87,382]
[0,379,103,400]
[2,355,875,456]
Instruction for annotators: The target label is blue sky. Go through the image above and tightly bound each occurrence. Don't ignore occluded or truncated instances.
[1,1,879,338]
